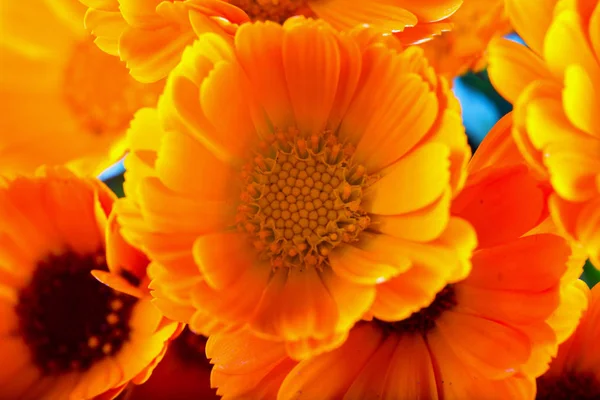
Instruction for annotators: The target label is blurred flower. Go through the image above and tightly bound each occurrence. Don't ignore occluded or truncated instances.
[0,168,179,399]
[0,0,163,177]
[207,159,588,400]
[116,328,218,400]
[536,284,600,400]
[488,0,600,267]
[418,0,512,78]
[80,0,463,82]
[115,19,473,360]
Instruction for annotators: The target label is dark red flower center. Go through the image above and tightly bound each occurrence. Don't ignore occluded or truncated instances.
[15,249,137,374]
[536,371,600,400]
[375,285,457,336]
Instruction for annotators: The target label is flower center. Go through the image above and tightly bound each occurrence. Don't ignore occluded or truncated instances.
[228,0,312,23]
[536,372,600,400]
[375,285,457,336]
[15,249,137,374]
[237,129,373,269]
[63,39,163,135]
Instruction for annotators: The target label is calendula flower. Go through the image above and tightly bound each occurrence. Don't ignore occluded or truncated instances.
[0,0,163,177]
[536,283,599,400]
[0,168,179,399]
[418,0,512,78]
[80,0,463,82]
[116,18,473,360]
[207,161,588,400]
[487,0,600,267]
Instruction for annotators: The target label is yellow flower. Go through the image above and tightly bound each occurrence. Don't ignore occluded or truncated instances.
[0,0,163,177]
[115,19,473,361]
[0,168,179,399]
[488,0,600,267]
[80,0,463,82]
[419,0,512,78]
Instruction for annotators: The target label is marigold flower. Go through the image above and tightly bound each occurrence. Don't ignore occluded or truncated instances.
[206,161,588,400]
[0,168,179,399]
[536,284,600,400]
[0,0,163,177]
[80,0,463,82]
[115,19,473,360]
[418,0,512,78]
[487,0,600,267]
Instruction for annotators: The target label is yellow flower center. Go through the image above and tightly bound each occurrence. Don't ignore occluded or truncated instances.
[237,129,373,269]
[15,249,137,374]
[228,0,312,23]
[63,39,163,135]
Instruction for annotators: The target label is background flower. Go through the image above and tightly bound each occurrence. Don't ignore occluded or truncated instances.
[80,0,463,82]
[487,0,600,267]
[0,168,178,399]
[0,0,163,178]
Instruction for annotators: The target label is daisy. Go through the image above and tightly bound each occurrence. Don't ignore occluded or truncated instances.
[80,0,463,82]
[115,18,473,360]
[487,0,600,267]
[0,168,179,399]
[206,158,589,399]
[0,0,163,177]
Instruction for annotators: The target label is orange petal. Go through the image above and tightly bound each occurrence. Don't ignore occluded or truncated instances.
[369,189,451,243]
[137,177,234,234]
[465,234,569,291]
[452,164,547,248]
[105,209,149,277]
[487,37,554,104]
[468,113,527,173]
[563,64,600,136]
[544,8,600,87]
[328,235,411,285]
[342,51,439,172]
[436,311,532,379]
[190,262,271,333]
[207,329,288,375]
[505,0,556,55]
[381,334,439,399]
[391,0,462,22]
[251,267,338,345]
[342,334,399,399]
[319,266,375,332]
[282,19,340,136]
[84,8,127,56]
[193,231,256,290]
[309,0,417,32]
[363,143,450,215]
[370,218,476,321]
[235,22,294,129]
[278,323,385,400]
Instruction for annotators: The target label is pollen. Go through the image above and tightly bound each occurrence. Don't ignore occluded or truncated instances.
[229,0,312,23]
[237,128,374,269]
[62,39,163,136]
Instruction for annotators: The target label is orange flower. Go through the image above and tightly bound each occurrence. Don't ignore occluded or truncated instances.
[115,19,473,360]
[487,0,600,267]
[0,0,163,177]
[80,0,463,82]
[418,0,512,78]
[0,168,179,400]
[536,284,600,399]
[206,160,588,400]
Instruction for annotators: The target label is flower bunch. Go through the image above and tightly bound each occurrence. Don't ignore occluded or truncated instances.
[0,0,598,399]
